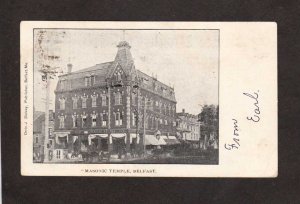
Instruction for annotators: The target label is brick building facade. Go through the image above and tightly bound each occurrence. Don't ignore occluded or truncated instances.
[53,41,177,159]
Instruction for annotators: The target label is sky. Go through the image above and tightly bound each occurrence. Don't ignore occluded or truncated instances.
[34,29,219,115]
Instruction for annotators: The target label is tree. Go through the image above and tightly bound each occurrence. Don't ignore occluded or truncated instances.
[198,105,219,150]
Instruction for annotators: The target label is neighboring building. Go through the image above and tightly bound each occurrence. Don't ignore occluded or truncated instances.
[176,109,200,148]
[197,105,219,150]
[53,41,177,159]
[33,110,55,162]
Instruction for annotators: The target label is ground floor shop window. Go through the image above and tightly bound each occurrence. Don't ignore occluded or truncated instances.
[100,138,108,151]
[57,136,68,148]
[112,137,126,156]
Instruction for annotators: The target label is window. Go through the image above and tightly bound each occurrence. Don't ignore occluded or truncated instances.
[115,112,119,126]
[115,92,122,105]
[60,80,67,90]
[49,139,53,146]
[101,94,107,106]
[132,112,136,126]
[162,88,166,95]
[115,112,123,126]
[91,94,98,107]
[91,112,97,127]
[120,113,123,126]
[91,75,95,85]
[35,137,38,144]
[81,96,87,108]
[159,119,162,124]
[92,117,96,127]
[72,96,78,109]
[85,77,91,86]
[72,114,78,128]
[49,128,53,136]
[59,97,65,110]
[82,115,87,127]
[151,117,154,129]
[158,102,162,113]
[142,77,149,85]
[59,115,65,128]
[165,119,168,125]
[132,93,137,106]
[102,113,107,127]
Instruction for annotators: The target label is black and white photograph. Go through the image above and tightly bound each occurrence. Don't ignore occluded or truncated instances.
[32,29,219,164]
[20,22,277,177]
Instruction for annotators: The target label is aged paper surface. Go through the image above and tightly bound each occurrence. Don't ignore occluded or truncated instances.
[21,21,277,177]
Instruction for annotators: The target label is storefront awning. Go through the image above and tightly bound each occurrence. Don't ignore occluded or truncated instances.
[162,135,180,145]
[110,133,127,144]
[55,132,70,143]
[157,137,167,145]
[111,133,126,138]
[89,134,108,138]
[145,135,160,146]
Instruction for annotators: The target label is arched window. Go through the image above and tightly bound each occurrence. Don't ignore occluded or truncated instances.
[100,113,107,127]
[115,111,123,126]
[81,113,87,128]
[59,97,65,110]
[72,95,78,109]
[59,115,65,128]
[91,111,98,127]
[91,93,98,107]
[132,93,137,106]
[101,94,107,106]
[72,113,78,128]
[115,92,122,105]
[132,112,137,127]
[81,94,87,108]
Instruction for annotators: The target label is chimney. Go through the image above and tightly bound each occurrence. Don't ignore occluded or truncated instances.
[182,109,185,113]
[67,63,72,73]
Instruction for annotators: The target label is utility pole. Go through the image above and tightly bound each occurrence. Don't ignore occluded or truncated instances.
[36,30,65,162]
[143,98,146,158]
[43,74,50,162]
[136,85,140,154]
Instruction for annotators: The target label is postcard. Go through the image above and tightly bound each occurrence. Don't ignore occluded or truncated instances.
[20,21,277,177]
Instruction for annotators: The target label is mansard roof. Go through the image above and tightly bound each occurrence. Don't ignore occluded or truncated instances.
[56,41,176,102]
[60,61,113,79]
[136,70,176,101]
